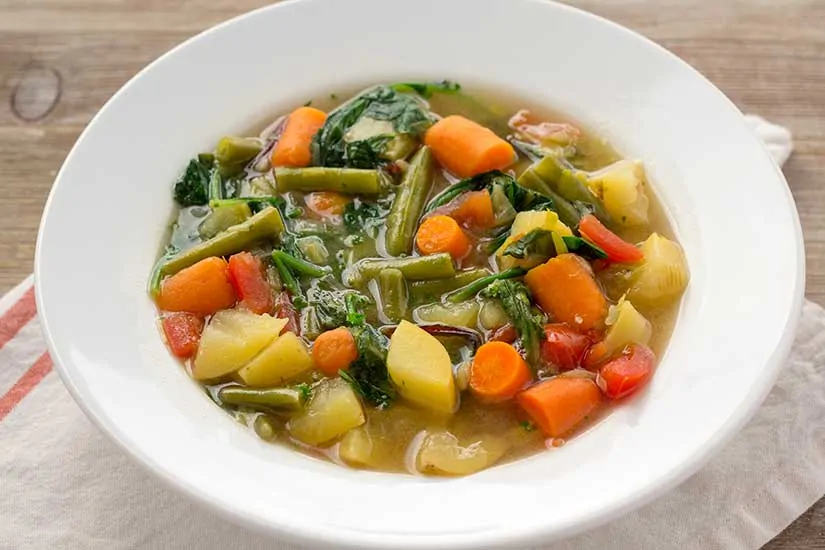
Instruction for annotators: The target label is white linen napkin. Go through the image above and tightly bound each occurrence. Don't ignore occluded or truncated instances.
[0,116,821,550]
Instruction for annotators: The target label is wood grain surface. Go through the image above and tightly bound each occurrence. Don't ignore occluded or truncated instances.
[0,0,822,547]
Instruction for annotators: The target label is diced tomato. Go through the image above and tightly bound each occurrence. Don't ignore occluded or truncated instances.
[540,324,592,371]
[227,252,274,315]
[161,312,204,359]
[578,214,643,264]
[597,344,656,399]
[273,291,300,335]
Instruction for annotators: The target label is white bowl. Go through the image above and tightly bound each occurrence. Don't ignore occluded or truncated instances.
[35,0,805,548]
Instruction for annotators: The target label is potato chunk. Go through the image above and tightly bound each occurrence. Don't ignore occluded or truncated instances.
[236,331,314,387]
[416,431,506,476]
[288,379,365,446]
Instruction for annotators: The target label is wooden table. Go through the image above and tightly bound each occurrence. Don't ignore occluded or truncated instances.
[0,0,822,547]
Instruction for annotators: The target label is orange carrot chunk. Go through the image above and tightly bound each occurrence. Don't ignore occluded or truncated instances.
[470,341,532,402]
[161,312,204,359]
[450,190,496,229]
[415,215,471,260]
[312,327,359,376]
[157,257,237,316]
[524,254,607,331]
[271,106,327,167]
[424,115,516,178]
[227,252,273,315]
[305,191,351,218]
[517,377,601,437]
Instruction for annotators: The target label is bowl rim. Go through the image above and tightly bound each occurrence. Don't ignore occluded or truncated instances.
[34,0,806,548]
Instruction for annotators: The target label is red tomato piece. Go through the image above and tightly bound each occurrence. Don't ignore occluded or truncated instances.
[273,291,300,335]
[578,214,644,264]
[161,312,204,359]
[540,323,592,370]
[489,324,518,344]
[597,344,656,399]
[227,252,274,315]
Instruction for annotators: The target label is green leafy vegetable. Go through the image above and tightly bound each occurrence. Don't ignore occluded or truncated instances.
[390,80,462,98]
[343,200,385,234]
[173,158,211,206]
[306,286,362,330]
[345,293,369,326]
[424,170,552,214]
[294,383,313,402]
[311,85,432,168]
[503,229,556,260]
[272,250,330,278]
[562,235,609,260]
[447,267,527,303]
[340,323,396,408]
[487,229,511,254]
[344,135,393,169]
[481,279,543,367]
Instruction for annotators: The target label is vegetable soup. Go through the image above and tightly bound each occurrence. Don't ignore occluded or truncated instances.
[149,81,689,476]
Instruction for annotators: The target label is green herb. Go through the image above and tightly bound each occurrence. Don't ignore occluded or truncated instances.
[481,279,543,367]
[286,206,303,219]
[424,170,552,214]
[306,286,364,330]
[390,80,462,98]
[519,420,536,432]
[294,383,312,402]
[562,235,608,260]
[173,157,211,206]
[311,85,431,168]
[503,229,556,260]
[447,267,526,303]
[344,135,392,169]
[487,229,510,254]
[343,200,384,234]
[345,293,369,326]
[340,323,396,408]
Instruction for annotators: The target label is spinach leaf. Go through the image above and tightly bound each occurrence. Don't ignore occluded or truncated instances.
[481,279,543,367]
[562,235,608,260]
[173,157,211,206]
[311,85,431,168]
[344,135,392,169]
[424,170,553,214]
[305,286,365,330]
[342,200,386,236]
[390,80,462,98]
[503,229,555,259]
[345,293,369,326]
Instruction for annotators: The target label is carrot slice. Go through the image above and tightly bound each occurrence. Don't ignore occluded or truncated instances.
[161,313,204,359]
[578,214,643,263]
[227,252,273,315]
[424,115,516,178]
[469,341,532,402]
[450,190,495,229]
[524,254,607,331]
[157,257,237,315]
[271,106,327,167]
[517,377,601,437]
[415,215,471,260]
[305,191,351,218]
[312,327,358,376]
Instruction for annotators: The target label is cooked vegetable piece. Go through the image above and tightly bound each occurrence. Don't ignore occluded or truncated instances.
[390,80,462,98]
[161,207,285,276]
[540,324,592,371]
[288,378,366,446]
[525,254,607,331]
[446,267,526,303]
[587,159,650,226]
[387,320,457,414]
[626,233,690,307]
[517,377,601,437]
[227,252,273,315]
[448,190,495,229]
[295,236,330,265]
[385,146,435,255]
[215,136,263,171]
[478,300,509,330]
[497,210,572,270]
[579,214,643,263]
[192,310,287,380]
[415,215,471,260]
[161,313,204,359]
[218,386,305,412]
[414,300,479,329]
[377,268,408,323]
[480,279,543,366]
[253,415,279,440]
[274,167,381,195]
[489,184,517,227]
[425,170,548,215]
[158,257,237,315]
[416,431,506,476]
[339,427,374,466]
[597,344,655,399]
[173,157,211,207]
[271,250,330,278]
[501,229,556,269]
[305,191,351,219]
[409,268,491,303]
[349,254,455,284]
[562,235,608,260]
[273,291,299,334]
[588,297,651,367]
[236,331,314,387]
[343,117,417,163]
[271,107,328,168]
[424,115,516,177]
[312,327,358,376]
[470,341,531,402]
[199,202,252,240]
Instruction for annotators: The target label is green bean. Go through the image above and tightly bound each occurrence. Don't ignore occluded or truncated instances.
[198,202,252,240]
[349,253,455,285]
[160,207,284,276]
[385,146,434,255]
[218,386,305,412]
[253,415,278,441]
[377,268,408,323]
[215,136,263,167]
[517,170,581,228]
[409,267,492,303]
[274,167,381,195]
[208,197,284,209]
[272,254,300,296]
[446,267,527,303]
[272,250,330,278]
[524,155,613,225]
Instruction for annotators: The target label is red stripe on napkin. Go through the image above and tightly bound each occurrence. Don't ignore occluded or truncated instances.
[0,352,53,422]
[0,286,37,352]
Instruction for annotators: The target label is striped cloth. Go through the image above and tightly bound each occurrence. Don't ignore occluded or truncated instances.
[1,117,823,550]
